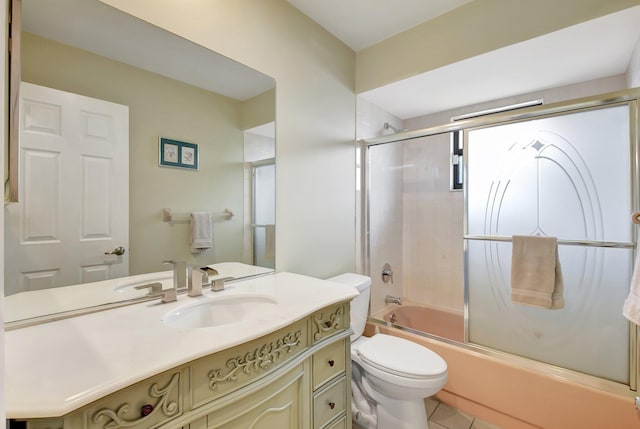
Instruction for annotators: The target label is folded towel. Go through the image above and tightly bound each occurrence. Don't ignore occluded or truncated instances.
[264,224,275,260]
[510,235,564,309]
[190,211,213,253]
[623,253,640,325]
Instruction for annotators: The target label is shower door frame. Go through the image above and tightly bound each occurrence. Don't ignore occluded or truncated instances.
[361,87,640,392]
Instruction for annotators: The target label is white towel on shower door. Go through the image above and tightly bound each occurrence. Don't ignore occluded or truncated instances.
[623,253,640,325]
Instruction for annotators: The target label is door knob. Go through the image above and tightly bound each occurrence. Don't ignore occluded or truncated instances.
[105,246,126,256]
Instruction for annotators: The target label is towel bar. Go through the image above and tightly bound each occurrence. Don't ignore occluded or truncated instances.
[463,235,634,249]
[162,208,233,223]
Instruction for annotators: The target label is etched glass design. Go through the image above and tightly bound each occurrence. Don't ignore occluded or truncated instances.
[466,104,632,383]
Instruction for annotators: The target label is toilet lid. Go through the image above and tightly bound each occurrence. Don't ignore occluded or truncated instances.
[356,334,447,379]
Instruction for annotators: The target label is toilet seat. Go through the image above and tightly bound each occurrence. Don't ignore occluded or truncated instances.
[356,334,447,379]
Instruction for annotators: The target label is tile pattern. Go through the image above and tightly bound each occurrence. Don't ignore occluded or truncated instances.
[351,397,504,429]
[426,398,504,429]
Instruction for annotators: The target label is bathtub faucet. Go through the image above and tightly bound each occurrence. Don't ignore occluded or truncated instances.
[385,295,402,305]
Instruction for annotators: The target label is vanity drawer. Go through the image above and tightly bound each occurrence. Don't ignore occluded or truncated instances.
[311,304,348,344]
[81,370,183,429]
[190,319,308,408]
[313,376,346,429]
[324,415,348,429]
[204,364,305,428]
[313,338,346,389]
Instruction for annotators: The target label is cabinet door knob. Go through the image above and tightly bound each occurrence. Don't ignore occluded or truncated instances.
[140,404,154,417]
[324,321,333,328]
[328,359,335,367]
[328,402,336,410]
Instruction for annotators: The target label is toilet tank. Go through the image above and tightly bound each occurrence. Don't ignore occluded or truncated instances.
[326,273,371,341]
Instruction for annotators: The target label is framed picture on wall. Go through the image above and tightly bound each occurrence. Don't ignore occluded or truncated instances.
[159,137,199,170]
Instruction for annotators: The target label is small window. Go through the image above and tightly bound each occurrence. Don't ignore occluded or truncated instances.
[449,99,543,191]
[451,131,463,190]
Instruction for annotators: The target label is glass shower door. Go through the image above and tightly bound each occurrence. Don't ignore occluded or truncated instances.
[465,104,633,384]
[252,160,275,269]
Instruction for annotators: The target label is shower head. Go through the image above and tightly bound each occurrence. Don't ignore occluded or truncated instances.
[383,122,405,134]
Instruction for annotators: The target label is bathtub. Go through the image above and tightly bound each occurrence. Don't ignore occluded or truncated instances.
[364,320,639,429]
[378,303,464,342]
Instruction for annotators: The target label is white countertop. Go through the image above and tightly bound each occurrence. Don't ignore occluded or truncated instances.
[5,271,357,418]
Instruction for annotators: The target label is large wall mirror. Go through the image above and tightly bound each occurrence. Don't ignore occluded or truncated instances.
[5,0,276,325]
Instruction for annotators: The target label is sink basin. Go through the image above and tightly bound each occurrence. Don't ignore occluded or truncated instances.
[162,294,278,329]
[113,273,172,293]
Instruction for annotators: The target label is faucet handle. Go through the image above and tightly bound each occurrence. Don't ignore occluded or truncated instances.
[134,282,163,295]
[158,288,177,303]
[381,263,394,284]
[210,277,234,292]
[135,282,177,303]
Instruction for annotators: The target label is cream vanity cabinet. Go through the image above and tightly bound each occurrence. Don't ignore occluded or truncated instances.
[15,303,351,429]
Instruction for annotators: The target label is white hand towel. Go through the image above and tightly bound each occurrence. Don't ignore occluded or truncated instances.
[264,224,275,260]
[190,211,213,253]
[623,253,640,325]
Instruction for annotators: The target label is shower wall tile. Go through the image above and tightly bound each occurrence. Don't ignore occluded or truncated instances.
[402,134,464,314]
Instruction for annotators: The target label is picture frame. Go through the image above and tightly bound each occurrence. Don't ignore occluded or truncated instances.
[159,137,199,170]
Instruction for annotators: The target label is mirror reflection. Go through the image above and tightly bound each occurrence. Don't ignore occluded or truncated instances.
[5,0,276,324]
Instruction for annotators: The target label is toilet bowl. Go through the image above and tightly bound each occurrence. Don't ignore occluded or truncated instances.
[327,273,448,429]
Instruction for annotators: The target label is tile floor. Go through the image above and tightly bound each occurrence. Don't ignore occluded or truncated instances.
[352,396,506,429]
[426,397,504,429]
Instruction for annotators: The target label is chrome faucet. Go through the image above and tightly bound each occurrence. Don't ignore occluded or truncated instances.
[188,267,207,297]
[385,295,402,305]
[163,260,187,291]
[189,266,233,293]
[189,266,220,296]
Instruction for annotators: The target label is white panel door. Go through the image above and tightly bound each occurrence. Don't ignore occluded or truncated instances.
[5,82,129,295]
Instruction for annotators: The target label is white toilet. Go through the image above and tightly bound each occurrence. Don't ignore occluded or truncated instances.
[327,273,448,429]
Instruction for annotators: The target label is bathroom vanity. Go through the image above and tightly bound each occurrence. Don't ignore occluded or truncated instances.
[5,272,357,429]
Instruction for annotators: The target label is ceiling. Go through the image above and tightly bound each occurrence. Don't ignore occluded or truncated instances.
[286,0,474,51]
[288,2,640,120]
